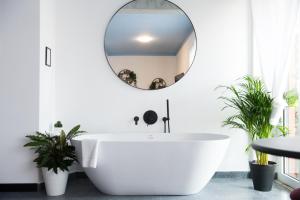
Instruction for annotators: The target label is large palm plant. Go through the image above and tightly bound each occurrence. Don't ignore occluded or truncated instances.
[218,76,287,165]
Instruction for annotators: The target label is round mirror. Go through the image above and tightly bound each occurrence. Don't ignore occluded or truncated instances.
[104,0,197,90]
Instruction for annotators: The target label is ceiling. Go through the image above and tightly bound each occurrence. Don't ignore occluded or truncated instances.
[105,10,195,56]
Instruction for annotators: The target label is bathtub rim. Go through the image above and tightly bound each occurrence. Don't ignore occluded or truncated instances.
[72,132,230,142]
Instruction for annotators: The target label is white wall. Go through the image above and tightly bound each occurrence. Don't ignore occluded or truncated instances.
[108,56,177,88]
[39,0,56,132]
[55,0,250,171]
[0,0,40,183]
[0,0,251,184]
[0,0,57,184]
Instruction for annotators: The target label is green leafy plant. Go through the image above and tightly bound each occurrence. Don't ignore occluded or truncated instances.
[24,125,85,173]
[54,121,63,128]
[218,76,287,165]
[283,89,298,107]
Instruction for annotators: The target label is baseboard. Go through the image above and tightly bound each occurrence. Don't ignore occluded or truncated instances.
[69,171,87,179]
[0,184,42,192]
[0,172,85,192]
[213,172,251,178]
[69,171,253,179]
[213,171,278,179]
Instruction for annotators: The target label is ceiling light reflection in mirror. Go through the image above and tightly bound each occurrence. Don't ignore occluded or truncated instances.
[135,34,155,43]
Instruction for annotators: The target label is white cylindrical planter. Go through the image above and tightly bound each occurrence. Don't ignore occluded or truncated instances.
[42,168,69,196]
[53,127,63,136]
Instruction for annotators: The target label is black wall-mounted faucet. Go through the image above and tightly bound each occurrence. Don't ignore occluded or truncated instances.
[162,99,171,133]
[134,116,139,125]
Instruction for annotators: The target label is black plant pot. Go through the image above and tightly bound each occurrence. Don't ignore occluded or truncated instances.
[249,161,276,192]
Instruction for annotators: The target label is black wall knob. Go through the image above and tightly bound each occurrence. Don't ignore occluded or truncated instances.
[143,110,158,125]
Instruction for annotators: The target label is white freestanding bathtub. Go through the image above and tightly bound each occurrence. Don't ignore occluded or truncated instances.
[72,133,230,195]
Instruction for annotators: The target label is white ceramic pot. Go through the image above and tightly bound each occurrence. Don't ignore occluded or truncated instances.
[53,127,63,136]
[42,168,69,196]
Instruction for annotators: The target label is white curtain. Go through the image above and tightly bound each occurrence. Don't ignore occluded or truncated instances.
[251,0,300,125]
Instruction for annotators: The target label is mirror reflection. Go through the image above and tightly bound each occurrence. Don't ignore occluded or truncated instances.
[104,0,197,90]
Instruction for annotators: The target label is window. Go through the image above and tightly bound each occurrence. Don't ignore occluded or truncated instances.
[278,24,300,188]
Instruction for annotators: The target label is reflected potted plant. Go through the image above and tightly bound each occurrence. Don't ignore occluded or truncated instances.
[24,125,85,196]
[118,69,137,87]
[149,78,167,90]
[218,76,287,191]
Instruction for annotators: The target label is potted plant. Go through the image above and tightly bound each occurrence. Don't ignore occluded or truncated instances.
[284,89,298,107]
[218,76,287,191]
[283,89,298,136]
[24,125,85,196]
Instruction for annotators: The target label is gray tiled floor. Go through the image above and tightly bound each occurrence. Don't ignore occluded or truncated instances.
[0,176,291,200]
